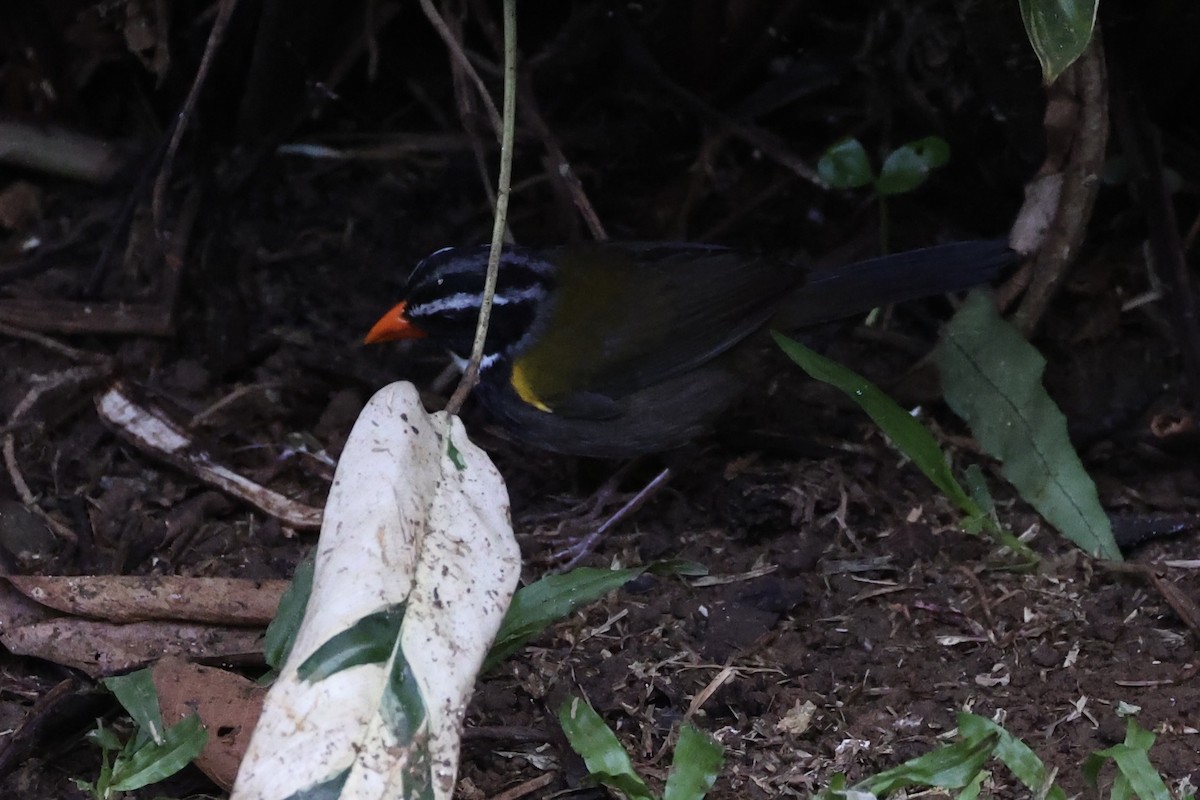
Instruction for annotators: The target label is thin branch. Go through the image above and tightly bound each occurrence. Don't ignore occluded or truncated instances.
[152,0,238,234]
[418,0,503,136]
[445,0,517,415]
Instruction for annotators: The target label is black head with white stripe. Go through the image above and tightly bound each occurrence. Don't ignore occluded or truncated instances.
[365,245,553,360]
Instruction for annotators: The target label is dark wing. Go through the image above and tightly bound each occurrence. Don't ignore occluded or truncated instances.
[507,242,802,417]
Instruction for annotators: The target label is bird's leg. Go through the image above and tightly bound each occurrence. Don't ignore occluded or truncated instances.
[525,457,644,527]
[550,466,674,571]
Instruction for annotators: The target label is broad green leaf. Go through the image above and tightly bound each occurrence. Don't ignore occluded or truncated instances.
[1091,719,1172,800]
[486,566,650,670]
[959,768,988,800]
[862,732,997,794]
[664,725,724,800]
[958,714,1067,800]
[108,715,207,793]
[877,137,950,196]
[818,138,875,189]
[935,292,1120,559]
[102,669,165,748]
[559,697,654,800]
[773,332,979,516]
[1018,0,1097,82]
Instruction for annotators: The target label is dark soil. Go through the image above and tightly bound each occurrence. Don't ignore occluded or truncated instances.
[1,2,1199,798]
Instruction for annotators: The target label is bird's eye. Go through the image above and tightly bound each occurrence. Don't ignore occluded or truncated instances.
[437,278,444,286]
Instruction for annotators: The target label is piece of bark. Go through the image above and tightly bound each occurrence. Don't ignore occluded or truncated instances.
[5,575,288,625]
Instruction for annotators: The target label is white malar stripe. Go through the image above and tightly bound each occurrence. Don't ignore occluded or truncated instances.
[449,352,499,371]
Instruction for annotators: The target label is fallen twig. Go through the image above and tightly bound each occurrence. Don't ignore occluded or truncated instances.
[3,364,114,545]
[94,383,322,531]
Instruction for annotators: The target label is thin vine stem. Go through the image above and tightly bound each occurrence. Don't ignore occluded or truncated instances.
[446,0,517,416]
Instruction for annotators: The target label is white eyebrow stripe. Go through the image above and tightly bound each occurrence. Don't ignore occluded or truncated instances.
[499,252,554,274]
[428,249,554,279]
[411,284,546,316]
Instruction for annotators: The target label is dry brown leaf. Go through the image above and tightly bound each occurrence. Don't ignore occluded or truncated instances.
[0,576,57,633]
[0,618,264,677]
[5,575,287,625]
[153,657,266,791]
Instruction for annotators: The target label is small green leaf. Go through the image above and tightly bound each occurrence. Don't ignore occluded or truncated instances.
[264,554,315,672]
[664,725,724,800]
[298,604,406,681]
[107,714,207,793]
[935,291,1120,559]
[773,332,979,517]
[102,670,165,748]
[910,136,951,168]
[86,723,124,753]
[1018,0,1097,82]
[877,137,950,196]
[485,566,650,670]
[958,713,1067,800]
[559,697,655,800]
[863,732,997,794]
[818,138,875,189]
[1091,719,1173,800]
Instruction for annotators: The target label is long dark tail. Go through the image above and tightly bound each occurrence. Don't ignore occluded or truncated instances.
[778,239,1018,328]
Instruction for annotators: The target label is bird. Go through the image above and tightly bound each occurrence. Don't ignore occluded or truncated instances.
[365,239,1017,458]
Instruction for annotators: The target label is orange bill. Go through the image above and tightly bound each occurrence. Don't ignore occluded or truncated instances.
[364,301,427,343]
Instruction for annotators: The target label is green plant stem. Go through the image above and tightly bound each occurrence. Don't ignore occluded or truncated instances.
[447,0,517,415]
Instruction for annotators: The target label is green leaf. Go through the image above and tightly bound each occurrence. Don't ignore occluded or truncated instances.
[818,138,875,189]
[957,713,1066,800]
[559,697,655,800]
[297,604,406,681]
[102,670,165,748]
[664,725,724,800]
[1091,719,1173,800]
[86,723,124,753]
[107,714,207,793]
[1018,0,1097,82]
[861,732,997,794]
[485,566,650,670]
[876,137,950,196]
[264,554,315,672]
[935,291,1120,559]
[772,332,979,517]
[964,464,994,515]
[959,767,988,800]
